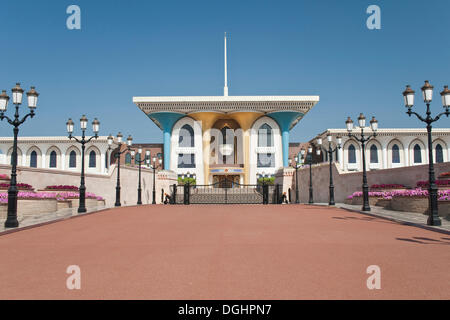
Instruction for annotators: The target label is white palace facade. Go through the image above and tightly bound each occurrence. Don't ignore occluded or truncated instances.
[313,128,450,172]
[0,136,111,174]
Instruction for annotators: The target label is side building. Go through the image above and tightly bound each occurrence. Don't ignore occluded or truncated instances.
[311,128,450,172]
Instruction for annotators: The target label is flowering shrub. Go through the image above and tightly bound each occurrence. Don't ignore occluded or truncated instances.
[0,174,9,180]
[370,184,405,189]
[0,192,64,203]
[46,185,79,191]
[347,188,450,200]
[416,180,450,188]
[0,191,102,203]
[96,196,104,201]
[0,183,33,190]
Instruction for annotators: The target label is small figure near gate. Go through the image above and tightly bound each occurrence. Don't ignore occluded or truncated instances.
[281,192,289,204]
[164,193,171,205]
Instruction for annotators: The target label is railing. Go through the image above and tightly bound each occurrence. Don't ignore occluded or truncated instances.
[169,178,283,205]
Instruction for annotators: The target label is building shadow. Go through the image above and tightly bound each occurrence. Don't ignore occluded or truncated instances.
[396,237,450,245]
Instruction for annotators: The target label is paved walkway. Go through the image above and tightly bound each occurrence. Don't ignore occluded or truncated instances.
[334,203,450,232]
[0,204,449,300]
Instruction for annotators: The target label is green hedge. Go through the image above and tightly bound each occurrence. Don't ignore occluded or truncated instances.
[178,177,197,185]
[257,177,275,185]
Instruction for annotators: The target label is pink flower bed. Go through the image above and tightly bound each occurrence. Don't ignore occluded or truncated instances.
[46,185,79,191]
[370,184,405,189]
[0,174,9,180]
[0,191,103,203]
[0,183,33,190]
[416,180,450,188]
[347,189,450,200]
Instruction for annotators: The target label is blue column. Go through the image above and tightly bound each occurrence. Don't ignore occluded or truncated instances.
[147,112,185,170]
[267,111,304,167]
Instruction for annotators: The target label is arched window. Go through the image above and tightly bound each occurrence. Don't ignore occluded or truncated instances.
[392,144,400,163]
[348,145,356,164]
[69,151,77,168]
[436,144,444,163]
[135,153,141,164]
[258,123,273,147]
[414,144,422,163]
[125,153,132,165]
[30,151,37,168]
[89,151,96,168]
[49,151,57,168]
[178,124,195,166]
[370,145,378,163]
[179,124,194,147]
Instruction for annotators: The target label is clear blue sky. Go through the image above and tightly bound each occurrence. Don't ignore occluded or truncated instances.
[0,0,449,143]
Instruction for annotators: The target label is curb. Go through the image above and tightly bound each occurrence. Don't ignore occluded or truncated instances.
[312,203,450,236]
[0,206,120,237]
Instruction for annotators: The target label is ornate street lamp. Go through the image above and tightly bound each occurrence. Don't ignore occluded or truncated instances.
[289,154,302,204]
[402,81,450,226]
[0,83,38,228]
[317,133,342,205]
[67,116,100,213]
[303,146,321,204]
[149,155,162,204]
[108,133,132,207]
[131,148,150,205]
[345,114,378,211]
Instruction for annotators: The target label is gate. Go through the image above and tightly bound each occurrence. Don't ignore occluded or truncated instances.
[169,176,282,205]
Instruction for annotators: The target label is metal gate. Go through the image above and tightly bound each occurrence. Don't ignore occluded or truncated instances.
[169,176,282,205]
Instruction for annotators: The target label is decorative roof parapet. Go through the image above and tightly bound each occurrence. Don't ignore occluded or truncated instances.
[133,95,320,115]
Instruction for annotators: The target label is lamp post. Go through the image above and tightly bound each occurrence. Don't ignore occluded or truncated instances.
[67,115,100,213]
[303,146,321,204]
[345,114,378,211]
[402,81,450,226]
[317,134,342,205]
[0,83,38,228]
[108,133,132,207]
[149,155,162,204]
[131,148,150,205]
[289,155,302,204]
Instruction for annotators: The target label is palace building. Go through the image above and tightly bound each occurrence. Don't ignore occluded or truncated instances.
[313,128,450,172]
[133,35,319,185]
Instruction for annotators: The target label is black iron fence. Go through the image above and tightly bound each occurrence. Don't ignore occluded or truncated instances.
[169,179,283,205]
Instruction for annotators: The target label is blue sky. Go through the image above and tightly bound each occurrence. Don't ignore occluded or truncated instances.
[0,0,449,143]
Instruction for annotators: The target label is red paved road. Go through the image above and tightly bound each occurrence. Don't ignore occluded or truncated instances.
[0,205,449,300]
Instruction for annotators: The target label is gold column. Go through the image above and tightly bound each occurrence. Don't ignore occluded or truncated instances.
[190,112,222,185]
[229,112,263,184]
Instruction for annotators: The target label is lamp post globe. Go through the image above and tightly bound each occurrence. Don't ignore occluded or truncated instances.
[0,90,10,112]
[441,85,450,108]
